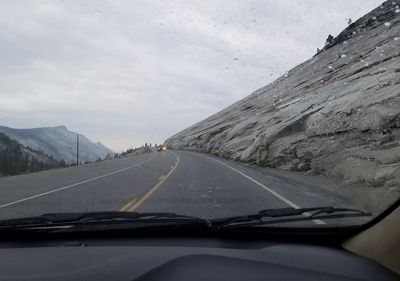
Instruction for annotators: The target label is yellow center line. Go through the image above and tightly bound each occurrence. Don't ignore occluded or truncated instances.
[119,151,180,212]
[119,198,138,211]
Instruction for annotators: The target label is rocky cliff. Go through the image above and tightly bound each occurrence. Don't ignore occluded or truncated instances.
[165,0,400,188]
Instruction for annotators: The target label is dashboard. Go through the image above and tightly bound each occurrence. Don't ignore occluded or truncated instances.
[0,237,398,281]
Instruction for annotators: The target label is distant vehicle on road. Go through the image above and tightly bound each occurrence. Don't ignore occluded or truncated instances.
[157,145,167,152]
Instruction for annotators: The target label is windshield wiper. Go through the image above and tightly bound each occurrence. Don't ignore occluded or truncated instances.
[0,211,205,230]
[211,207,372,229]
[0,207,373,233]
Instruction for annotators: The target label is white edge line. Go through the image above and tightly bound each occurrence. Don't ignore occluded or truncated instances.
[188,152,325,225]
[0,152,159,209]
[122,156,146,170]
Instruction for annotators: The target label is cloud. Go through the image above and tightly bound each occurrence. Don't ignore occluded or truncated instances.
[0,0,383,150]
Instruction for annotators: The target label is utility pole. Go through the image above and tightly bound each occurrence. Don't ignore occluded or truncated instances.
[76,134,79,166]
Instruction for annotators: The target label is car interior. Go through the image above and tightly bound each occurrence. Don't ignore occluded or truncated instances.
[0,200,399,281]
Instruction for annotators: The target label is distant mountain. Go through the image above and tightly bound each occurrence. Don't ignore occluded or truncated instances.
[0,132,66,176]
[0,126,114,164]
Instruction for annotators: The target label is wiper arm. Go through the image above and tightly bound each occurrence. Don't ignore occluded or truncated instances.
[211,207,372,228]
[258,206,371,218]
[48,211,200,222]
[0,211,203,229]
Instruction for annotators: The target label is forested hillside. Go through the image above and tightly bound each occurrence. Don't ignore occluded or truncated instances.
[0,133,67,176]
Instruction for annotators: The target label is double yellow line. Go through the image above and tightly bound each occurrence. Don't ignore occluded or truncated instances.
[119,198,139,211]
[119,152,180,212]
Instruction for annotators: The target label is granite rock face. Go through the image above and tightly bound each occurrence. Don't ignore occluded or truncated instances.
[165,0,400,187]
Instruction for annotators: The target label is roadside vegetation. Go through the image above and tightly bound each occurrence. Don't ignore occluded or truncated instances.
[114,143,153,158]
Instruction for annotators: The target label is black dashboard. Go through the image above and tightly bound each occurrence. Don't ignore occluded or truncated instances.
[0,237,398,281]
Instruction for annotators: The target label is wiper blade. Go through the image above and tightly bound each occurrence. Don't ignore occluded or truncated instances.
[0,211,203,229]
[211,207,372,228]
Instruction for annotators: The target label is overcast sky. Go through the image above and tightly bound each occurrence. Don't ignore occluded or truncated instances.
[0,0,383,151]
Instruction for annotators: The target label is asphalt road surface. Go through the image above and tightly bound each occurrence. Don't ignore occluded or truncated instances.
[0,150,371,224]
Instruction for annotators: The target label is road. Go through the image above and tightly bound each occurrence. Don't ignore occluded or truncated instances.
[0,150,370,224]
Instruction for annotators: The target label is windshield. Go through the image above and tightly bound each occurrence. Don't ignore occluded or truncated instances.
[0,0,399,228]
